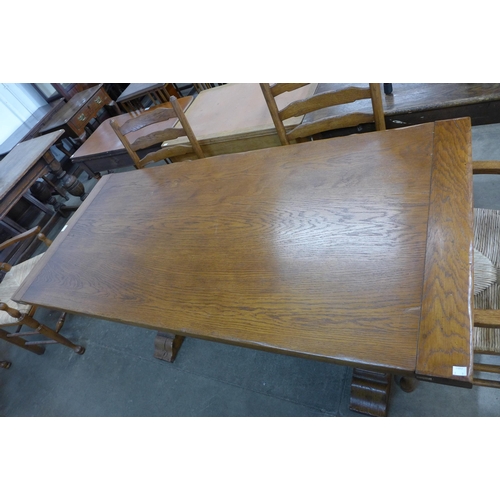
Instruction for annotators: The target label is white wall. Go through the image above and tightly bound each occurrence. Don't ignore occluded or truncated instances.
[0,83,47,144]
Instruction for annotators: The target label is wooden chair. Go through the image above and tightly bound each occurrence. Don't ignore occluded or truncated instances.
[471,160,500,387]
[259,83,386,145]
[110,96,204,169]
[0,226,85,356]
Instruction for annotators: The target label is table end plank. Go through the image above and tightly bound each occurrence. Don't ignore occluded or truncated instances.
[416,118,474,386]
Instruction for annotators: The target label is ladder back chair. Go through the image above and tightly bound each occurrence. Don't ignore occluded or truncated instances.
[259,83,386,145]
[0,226,85,356]
[471,160,500,387]
[110,96,204,169]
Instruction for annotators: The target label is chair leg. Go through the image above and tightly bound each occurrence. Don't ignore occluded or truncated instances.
[0,327,45,354]
[0,305,84,354]
[20,315,85,355]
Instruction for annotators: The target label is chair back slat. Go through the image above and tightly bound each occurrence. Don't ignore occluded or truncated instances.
[139,145,194,167]
[260,83,386,145]
[279,87,372,121]
[271,83,309,96]
[110,97,204,169]
[287,113,376,141]
[119,108,178,135]
[131,128,187,151]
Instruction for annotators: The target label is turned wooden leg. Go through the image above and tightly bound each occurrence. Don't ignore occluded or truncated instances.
[349,368,392,417]
[1,360,12,369]
[154,331,185,362]
[0,327,45,355]
[33,321,85,354]
[0,305,84,355]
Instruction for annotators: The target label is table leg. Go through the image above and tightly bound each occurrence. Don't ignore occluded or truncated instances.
[154,331,185,362]
[394,375,419,393]
[349,368,392,417]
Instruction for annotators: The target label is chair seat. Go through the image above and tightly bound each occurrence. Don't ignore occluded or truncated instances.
[474,208,500,353]
[0,254,43,325]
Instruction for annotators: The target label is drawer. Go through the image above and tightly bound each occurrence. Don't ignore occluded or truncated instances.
[69,113,89,136]
[85,88,111,116]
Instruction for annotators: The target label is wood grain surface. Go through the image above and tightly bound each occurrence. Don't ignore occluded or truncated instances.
[15,123,448,373]
[416,118,473,386]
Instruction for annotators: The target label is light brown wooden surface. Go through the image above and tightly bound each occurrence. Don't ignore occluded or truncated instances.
[163,83,318,156]
[0,130,64,218]
[416,118,473,386]
[14,120,473,378]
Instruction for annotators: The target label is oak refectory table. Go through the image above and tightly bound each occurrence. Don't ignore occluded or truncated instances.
[13,118,474,416]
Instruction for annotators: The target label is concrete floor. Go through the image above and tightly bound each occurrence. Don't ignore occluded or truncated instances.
[1,122,500,417]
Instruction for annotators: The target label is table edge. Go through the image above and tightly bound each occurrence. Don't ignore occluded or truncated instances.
[13,175,113,304]
[416,117,474,386]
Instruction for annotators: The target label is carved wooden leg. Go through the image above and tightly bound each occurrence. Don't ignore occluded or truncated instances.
[154,331,185,362]
[349,368,392,417]
[1,360,12,369]
[0,327,45,355]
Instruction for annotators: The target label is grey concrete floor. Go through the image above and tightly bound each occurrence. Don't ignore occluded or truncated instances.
[1,123,500,417]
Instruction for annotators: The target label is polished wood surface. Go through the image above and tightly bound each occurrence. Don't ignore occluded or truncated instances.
[164,83,318,157]
[416,119,473,386]
[14,119,473,381]
[0,130,64,219]
[70,97,194,173]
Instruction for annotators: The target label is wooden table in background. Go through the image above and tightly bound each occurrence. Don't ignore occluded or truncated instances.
[14,118,474,416]
[39,84,112,140]
[69,96,194,176]
[0,130,66,261]
[116,83,181,112]
[163,83,318,158]
[0,130,65,223]
[305,83,500,136]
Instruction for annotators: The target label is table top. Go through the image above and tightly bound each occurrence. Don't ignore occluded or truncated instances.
[70,96,194,162]
[39,84,104,132]
[165,83,318,144]
[116,83,166,102]
[0,130,64,218]
[14,119,473,383]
